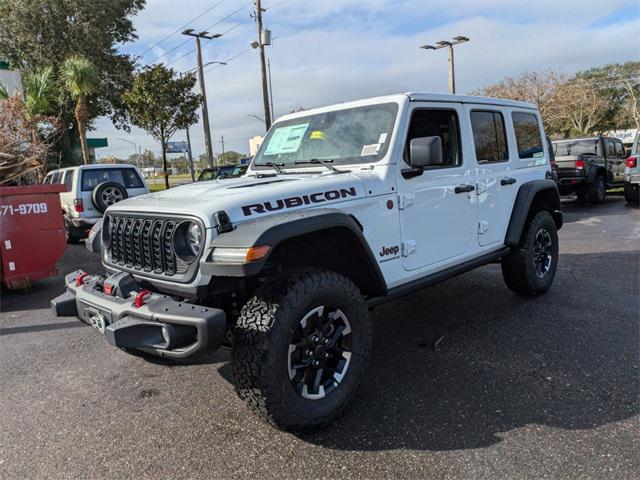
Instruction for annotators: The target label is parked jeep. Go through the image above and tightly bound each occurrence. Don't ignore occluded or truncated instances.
[52,93,562,430]
[624,131,640,206]
[44,164,148,242]
[552,136,626,203]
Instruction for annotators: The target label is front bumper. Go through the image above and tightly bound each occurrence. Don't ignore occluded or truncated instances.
[51,270,226,360]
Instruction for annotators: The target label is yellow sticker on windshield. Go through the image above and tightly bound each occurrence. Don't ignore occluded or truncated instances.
[309,130,327,141]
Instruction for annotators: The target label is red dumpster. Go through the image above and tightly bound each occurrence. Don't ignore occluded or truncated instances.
[0,184,67,290]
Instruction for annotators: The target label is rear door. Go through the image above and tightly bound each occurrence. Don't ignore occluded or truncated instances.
[467,107,517,247]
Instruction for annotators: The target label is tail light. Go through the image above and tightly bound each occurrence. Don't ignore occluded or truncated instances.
[73,198,84,213]
[575,159,585,170]
[626,156,637,168]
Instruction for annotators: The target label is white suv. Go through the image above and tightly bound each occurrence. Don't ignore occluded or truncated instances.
[44,164,148,242]
[53,93,562,430]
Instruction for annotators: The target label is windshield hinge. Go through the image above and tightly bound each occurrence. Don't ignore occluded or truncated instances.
[398,193,414,210]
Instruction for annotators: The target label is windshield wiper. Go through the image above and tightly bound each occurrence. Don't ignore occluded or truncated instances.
[263,161,286,173]
[294,158,350,174]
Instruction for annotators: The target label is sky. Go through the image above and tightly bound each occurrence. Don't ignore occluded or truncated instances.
[94,0,640,161]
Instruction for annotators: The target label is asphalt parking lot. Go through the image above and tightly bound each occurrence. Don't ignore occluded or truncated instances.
[1,197,638,479]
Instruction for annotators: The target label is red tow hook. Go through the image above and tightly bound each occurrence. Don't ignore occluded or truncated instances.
[76,272,89,287]
[134,289,151,308]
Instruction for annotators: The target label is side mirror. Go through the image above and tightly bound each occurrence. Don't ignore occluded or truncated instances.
[409,136,443,168]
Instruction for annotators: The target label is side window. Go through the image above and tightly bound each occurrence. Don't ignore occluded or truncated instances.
[470,110,508,163]
[404,109,462,167]
[63,170,74,191]
[512,112,544,159]
[606,140,615,158]
[51,171,62,184]
[43,174,51,184]
[614,141,624,159]
[121,168,144,188]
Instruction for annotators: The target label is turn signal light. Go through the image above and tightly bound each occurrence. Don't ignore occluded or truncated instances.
[73,198,84,213]
[626,156,637,168]
[575,160,585,170]
[210,245,271,263]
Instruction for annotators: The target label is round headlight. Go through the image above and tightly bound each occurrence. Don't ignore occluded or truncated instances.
[186,222,202,256]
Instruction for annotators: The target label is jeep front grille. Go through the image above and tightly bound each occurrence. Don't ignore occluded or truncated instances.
[106,215,184,277]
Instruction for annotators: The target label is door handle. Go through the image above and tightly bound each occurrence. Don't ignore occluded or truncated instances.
[454,184,475,194]
[500,177,517,186]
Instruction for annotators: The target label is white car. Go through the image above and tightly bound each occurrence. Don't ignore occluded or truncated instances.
[624,131,640,206]
[44,164,148,242]
[53,92,562,430]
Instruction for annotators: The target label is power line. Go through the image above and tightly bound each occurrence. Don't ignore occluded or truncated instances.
[138,0,227,58]
[147,1,252,65]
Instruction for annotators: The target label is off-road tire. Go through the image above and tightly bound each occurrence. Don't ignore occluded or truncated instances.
[232,268,371,431]
[586,174,606,204]
[624,182,639,207]
[501,210,558,296]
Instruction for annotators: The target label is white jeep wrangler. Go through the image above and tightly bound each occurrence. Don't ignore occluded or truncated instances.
[52,93,562,430]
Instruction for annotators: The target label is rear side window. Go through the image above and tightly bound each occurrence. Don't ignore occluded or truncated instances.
[50,171,62,184]
[606,140,615,158]
[63,170,74,190]
[512,112,544,159]
[614,141,624,159]
[81,168,143,191]
[121,168,144,188]
[470,110,508,163]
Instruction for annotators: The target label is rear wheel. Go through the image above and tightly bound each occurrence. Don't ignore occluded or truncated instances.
[64,216,81,244]
[232,268,371,431]
[624,182,639,206]
[502,210,559,296]
[587,174,606,204]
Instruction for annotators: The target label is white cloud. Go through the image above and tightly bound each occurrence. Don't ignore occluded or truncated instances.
[95,0,640,161]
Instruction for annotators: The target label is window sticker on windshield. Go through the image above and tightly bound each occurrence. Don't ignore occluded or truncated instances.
[264,123,310,155]
[361,144,381,156]
[378,133,388,144]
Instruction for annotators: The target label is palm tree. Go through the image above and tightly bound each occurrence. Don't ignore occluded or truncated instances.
[61,56,99,164]
[23,67,56,116]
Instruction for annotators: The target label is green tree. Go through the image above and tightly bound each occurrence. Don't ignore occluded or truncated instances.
[0,0,146,164]
[22,67,57,117]
[217,151,247,165]
[61,56,100,165]
[123,65,200,189]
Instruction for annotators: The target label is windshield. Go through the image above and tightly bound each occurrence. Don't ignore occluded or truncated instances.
[253,102,399,168]
[553,139,601,157]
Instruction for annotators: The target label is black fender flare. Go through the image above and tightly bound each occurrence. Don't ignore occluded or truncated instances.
[200,208,388,295]
[505,179,563,247]
[587,164,606,183]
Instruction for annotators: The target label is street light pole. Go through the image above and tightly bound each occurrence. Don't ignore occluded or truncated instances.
[420,36,469,94]
[182,29,222,168]
[118,138,139,169]
[219,135,226,164]
[185,125,195,182]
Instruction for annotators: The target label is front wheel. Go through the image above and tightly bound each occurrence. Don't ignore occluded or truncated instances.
[501,210,559,296]
[232,268,372,431]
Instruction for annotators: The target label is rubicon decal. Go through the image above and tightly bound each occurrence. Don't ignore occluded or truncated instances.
[241,187,358,216]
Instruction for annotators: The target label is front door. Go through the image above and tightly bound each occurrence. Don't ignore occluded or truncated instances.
[398,104,477,271]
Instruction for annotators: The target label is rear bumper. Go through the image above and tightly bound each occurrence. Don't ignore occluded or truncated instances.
[51,270,226,360]
[558,176,585,194]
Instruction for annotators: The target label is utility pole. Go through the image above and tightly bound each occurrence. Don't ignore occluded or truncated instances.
[267,57,275,123]
[185,125,195,182]
[182,29,222,168]
[219,135,226,164]
[254,0,272,131]
[420,36,469,94]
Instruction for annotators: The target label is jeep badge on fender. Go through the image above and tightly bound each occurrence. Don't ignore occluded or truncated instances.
[52,92,562,431]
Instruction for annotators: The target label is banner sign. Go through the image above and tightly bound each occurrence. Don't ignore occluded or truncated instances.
[166,141,189,153]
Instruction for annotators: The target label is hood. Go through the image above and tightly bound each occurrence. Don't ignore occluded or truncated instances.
[106,172,368,228]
